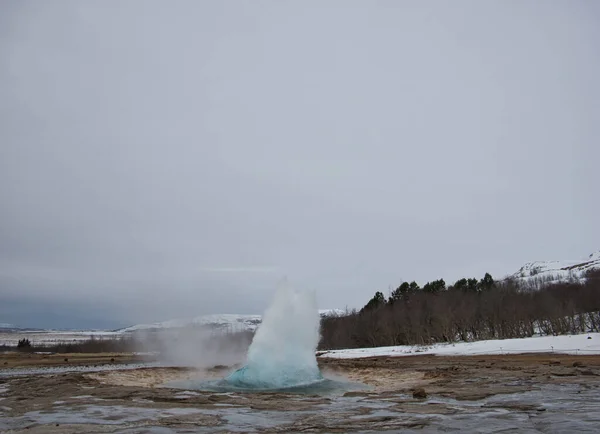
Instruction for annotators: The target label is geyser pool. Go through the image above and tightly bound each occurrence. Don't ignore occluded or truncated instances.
[174,376,366,395]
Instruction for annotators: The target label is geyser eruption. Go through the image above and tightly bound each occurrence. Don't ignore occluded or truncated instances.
[166,282,366,394]
[224,283,323,389]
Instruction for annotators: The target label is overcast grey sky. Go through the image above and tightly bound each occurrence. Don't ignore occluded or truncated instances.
[1,1,598,329]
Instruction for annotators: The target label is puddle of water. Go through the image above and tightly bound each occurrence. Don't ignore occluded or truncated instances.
[0,385,9,404]
[349,408,400,420]
[218,407,299,432]
[132,397,155,403]
[119,428,179,434]
[173,390,200,399]
[70,395,107,402]
[167,376,369,396]
[1,404,207,430]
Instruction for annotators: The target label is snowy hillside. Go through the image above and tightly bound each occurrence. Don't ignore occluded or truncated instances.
[119,309,345,333]
[120,314,263,333]
[319,333,600,358]
[319,308,346,317]
[508,250,600,285]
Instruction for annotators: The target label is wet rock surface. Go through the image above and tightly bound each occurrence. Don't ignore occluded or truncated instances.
[0,353,599,432]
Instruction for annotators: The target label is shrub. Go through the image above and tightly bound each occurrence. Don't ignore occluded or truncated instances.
[17,338,32,350]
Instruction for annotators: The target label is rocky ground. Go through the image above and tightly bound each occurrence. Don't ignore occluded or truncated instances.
[1,352,599,432]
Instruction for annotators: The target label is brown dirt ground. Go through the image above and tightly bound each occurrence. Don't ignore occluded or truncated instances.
[0,352,145,368]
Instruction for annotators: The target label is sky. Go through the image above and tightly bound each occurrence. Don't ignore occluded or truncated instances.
[1,1,599,329]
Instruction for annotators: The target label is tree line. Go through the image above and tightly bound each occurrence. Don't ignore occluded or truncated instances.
[319,269,600,350]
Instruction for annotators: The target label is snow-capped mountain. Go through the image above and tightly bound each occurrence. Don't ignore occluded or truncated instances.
[508,250,600,285]
[319,308,346,317]
[0,323,19,330]
[119,309,345,333]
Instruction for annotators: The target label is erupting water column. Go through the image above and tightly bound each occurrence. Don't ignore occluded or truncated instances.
[225,283,323,389]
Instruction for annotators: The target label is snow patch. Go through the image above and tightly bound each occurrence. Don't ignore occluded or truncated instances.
[319,333,600,359]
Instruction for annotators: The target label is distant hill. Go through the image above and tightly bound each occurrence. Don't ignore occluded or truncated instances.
[508,250,600,286]
[118,309,346,333]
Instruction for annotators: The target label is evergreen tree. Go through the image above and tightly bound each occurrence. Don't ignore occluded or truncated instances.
[466,278,479,292]
[362,291,386,311]
[452,278,468,292]
[478,273,495,291]
[17,338,31,349]
[409,281,420,292]
[423,279,446,293]
[389,282,411,303]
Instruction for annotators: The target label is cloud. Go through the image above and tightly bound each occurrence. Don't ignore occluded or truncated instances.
[198,267,280,273]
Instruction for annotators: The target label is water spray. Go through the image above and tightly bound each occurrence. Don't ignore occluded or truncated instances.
[224,282,323,389]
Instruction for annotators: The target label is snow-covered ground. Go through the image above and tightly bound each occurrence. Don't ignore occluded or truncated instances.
[319,333,600,358]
